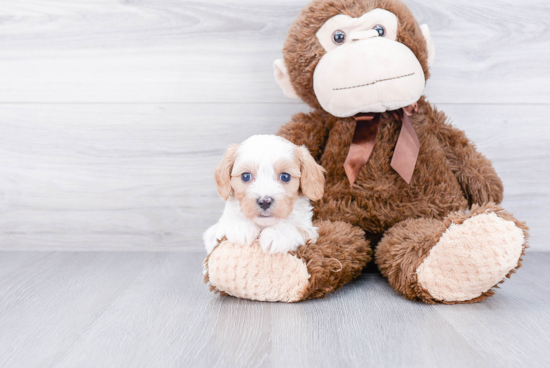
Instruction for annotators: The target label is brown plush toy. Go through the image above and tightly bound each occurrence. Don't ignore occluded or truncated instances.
[204,0,528,304]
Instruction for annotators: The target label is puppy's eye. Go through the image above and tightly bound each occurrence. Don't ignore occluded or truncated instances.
[373,24,385,37]
[332,30,346,45]
[280,173,291,183]
[241,173,252,182]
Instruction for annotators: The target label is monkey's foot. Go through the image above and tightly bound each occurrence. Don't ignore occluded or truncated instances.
[204,220,371,302]
[376,203,529,304]
[416,210,525,302]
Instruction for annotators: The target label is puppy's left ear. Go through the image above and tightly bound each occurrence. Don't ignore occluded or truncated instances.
[296,146,326,201]
[214,144,239,201]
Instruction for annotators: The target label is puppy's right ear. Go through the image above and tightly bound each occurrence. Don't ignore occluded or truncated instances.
[296,145,326,201]
[214,144,239,200]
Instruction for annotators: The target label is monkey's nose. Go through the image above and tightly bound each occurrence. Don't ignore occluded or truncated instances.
[257,197,274,210]
[350,29,379,41]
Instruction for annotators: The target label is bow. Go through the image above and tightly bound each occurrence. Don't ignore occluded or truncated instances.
[343,103,420,186]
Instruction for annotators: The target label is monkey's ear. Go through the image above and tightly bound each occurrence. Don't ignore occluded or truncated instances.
[420,24,435,67]
[273,59,299,99]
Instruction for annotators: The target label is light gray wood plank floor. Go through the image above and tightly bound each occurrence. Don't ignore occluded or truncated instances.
[1,251,548,368]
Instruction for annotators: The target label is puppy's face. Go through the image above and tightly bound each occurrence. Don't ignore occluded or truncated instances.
[215,135,325,227]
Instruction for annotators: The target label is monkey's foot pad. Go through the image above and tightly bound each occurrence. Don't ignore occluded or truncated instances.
[205,241,310,302]
[417,212,525,302]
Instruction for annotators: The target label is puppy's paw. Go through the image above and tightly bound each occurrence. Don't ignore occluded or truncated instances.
[303,226,319,244]
[204,221,260,254]
[259,228,277,253]
[259,227,302,254]
[203,225,220,254]
[225,221,260,247]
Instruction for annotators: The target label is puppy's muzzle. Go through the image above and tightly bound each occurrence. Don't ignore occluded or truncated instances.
[257,196,274,210]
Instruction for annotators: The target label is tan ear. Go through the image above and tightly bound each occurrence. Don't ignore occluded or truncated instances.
[420,24,435,67]
[296,146,326,201]
[214,144,239,200]
[273,59,299,99]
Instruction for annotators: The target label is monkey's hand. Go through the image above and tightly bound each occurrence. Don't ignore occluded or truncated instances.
[457,163,503,206]
[436,117,503,206]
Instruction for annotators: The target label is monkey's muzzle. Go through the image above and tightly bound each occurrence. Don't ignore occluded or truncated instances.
[313,37,426,117]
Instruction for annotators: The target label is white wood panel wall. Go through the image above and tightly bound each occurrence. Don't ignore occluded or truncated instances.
[0,0,548,251]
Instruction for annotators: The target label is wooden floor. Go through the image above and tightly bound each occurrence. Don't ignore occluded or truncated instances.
[1,250,548,368]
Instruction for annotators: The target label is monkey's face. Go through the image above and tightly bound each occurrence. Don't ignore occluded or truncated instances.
[274,0,435,117]
[313,9,426,117]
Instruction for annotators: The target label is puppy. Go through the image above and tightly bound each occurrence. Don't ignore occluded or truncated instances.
[204,135,325,254]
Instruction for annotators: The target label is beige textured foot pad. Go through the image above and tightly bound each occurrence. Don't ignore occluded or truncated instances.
[205,241,311,303]
[416,212,525,302]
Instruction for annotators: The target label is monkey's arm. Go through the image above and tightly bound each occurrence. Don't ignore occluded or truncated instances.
[434,115,503,206]
[277,111,332,160]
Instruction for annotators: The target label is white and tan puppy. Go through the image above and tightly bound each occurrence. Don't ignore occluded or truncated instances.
[204,135,325,254]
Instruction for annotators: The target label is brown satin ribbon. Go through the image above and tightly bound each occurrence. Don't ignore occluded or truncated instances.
[344,103,420,186]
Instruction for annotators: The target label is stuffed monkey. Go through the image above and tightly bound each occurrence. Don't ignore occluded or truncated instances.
[204,0,528,304]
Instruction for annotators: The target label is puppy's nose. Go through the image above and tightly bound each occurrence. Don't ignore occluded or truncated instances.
[257,196,274,210]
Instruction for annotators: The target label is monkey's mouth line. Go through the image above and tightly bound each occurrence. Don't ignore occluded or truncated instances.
[333,72,415,91]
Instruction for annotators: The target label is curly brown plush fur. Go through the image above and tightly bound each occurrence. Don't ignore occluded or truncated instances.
[274,0,528,304]
[293,220,372,299]
[278,97,503,234]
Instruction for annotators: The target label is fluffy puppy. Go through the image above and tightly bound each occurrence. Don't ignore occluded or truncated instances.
[204,135,325,254]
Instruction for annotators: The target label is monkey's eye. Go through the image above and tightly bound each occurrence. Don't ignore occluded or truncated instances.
[373,25,385,37]
[280,173,291,182]
[332,30,346,45]
[241,173,252,182]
